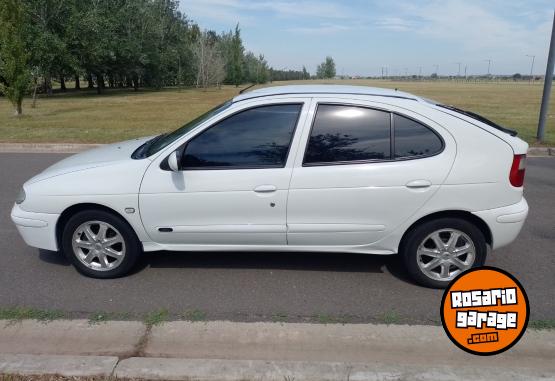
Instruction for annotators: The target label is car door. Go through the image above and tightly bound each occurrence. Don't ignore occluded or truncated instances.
[287,98,456,248]
[139,99,309,247]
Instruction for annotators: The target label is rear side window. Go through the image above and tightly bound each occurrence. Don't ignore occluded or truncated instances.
[182,104,301,169]
[394,114,443,158]
[304,105,390,165]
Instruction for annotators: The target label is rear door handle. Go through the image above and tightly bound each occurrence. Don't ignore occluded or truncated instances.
[406,180,432,189]
[254,185,277,193]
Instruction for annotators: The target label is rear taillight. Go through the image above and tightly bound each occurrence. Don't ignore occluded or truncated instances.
[509,154,526,187]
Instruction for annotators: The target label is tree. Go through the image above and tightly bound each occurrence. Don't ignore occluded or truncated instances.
[243,52,269,84]
[0,0,280,105]
[316,56,336,79]
[256,55,269,83]
[66,0,114,94]
[193,31,225,89]
[25,0,74,95]
[0,0,32,115]
[269,68,305,81]
[302,66,310,80]
[316,63,324,79]
[228,24,244,86]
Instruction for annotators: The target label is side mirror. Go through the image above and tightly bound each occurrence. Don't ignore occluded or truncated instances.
[168,150,180,172]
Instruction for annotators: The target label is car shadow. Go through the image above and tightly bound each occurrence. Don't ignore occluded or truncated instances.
[38,249,416,285]
[39,249,71,266]
[137,250,416,284]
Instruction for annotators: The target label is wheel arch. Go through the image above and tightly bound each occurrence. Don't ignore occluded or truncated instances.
[399,210,493,252]
[56,203,136,248]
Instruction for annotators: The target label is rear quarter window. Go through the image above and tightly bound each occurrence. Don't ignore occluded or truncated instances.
[393,114,443,158]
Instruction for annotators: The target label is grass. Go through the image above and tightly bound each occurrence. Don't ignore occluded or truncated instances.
[0,306,553,330]
[181,309,207,322]
[529,319,555,330]
[380,310,401,325]
[0,79,553,145]
[143,309,169,327]
[311,313,347,324]
[271,313,289,323]
[88,311,133,325]
[0,86,239,144]
[0,307,66,323]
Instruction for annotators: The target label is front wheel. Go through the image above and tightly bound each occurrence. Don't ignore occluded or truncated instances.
[401,218,487,288]
[61,210,141,278]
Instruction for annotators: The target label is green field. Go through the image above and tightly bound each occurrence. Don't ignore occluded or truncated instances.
[0,79,553,145]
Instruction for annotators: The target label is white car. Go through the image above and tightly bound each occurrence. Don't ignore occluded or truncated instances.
[11,85,529,287]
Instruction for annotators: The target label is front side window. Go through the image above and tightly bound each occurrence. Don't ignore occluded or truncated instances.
[304,104,391,165]
[394,114,443,158]
[145,101,232,157]
[182,104,301,169]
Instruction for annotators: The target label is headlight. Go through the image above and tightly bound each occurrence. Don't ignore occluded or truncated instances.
[15,188,26,204]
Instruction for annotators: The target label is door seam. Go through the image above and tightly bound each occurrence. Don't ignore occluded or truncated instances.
[285,97,315,244]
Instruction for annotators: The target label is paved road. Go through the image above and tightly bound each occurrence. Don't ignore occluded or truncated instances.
[0,153,553,323]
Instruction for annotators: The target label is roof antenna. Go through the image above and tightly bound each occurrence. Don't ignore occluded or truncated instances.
[239,83,256,94]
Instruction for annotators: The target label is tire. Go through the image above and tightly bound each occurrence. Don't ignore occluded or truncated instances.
[61,209,142,278]
[401,217,487,288]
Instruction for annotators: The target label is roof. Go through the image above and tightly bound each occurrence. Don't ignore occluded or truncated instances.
[233,84,420,102]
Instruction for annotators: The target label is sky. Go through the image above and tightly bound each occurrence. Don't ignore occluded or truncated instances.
[180,0,555,77]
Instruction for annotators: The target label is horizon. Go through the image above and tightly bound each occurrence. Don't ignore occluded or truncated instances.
[181,0,554,77]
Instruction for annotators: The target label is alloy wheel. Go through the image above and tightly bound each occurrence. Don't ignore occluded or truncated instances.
[71,220,126,271]
[416,228,476,282]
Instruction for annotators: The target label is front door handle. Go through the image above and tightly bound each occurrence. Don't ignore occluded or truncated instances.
[406,180,432,189]
[254,185,277,193]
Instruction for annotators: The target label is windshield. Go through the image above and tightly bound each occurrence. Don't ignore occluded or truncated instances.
[143,100,232,157]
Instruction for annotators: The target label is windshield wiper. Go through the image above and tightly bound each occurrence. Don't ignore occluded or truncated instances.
[437,104,517,137]
[132,133,166,159]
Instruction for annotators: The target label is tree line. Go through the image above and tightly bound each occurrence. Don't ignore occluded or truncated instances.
[0,0,339,116]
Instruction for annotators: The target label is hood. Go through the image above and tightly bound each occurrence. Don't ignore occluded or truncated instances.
[26,136,153,185]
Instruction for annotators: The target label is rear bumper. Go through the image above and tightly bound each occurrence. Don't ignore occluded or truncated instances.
[11,204,60,251]
[472,197,529,250]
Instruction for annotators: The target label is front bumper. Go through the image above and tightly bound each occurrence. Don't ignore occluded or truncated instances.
[472,197,529,250]
[11,204,60,251]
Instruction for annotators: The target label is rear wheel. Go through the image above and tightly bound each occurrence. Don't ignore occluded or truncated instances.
[61,210,141,278]
[401,217,487,288]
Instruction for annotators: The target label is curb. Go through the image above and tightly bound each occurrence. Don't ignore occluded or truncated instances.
[0,354,118,377]
[114,357,555,381]
[0,320,145,357]
[1,355,552,381]
[1,320,554,380]
[0,143,103,153]
[527,147,554,156]
[0,143,553,156]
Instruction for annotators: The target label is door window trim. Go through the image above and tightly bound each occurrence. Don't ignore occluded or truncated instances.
[302,102,445,167]
[162,102,305,171]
